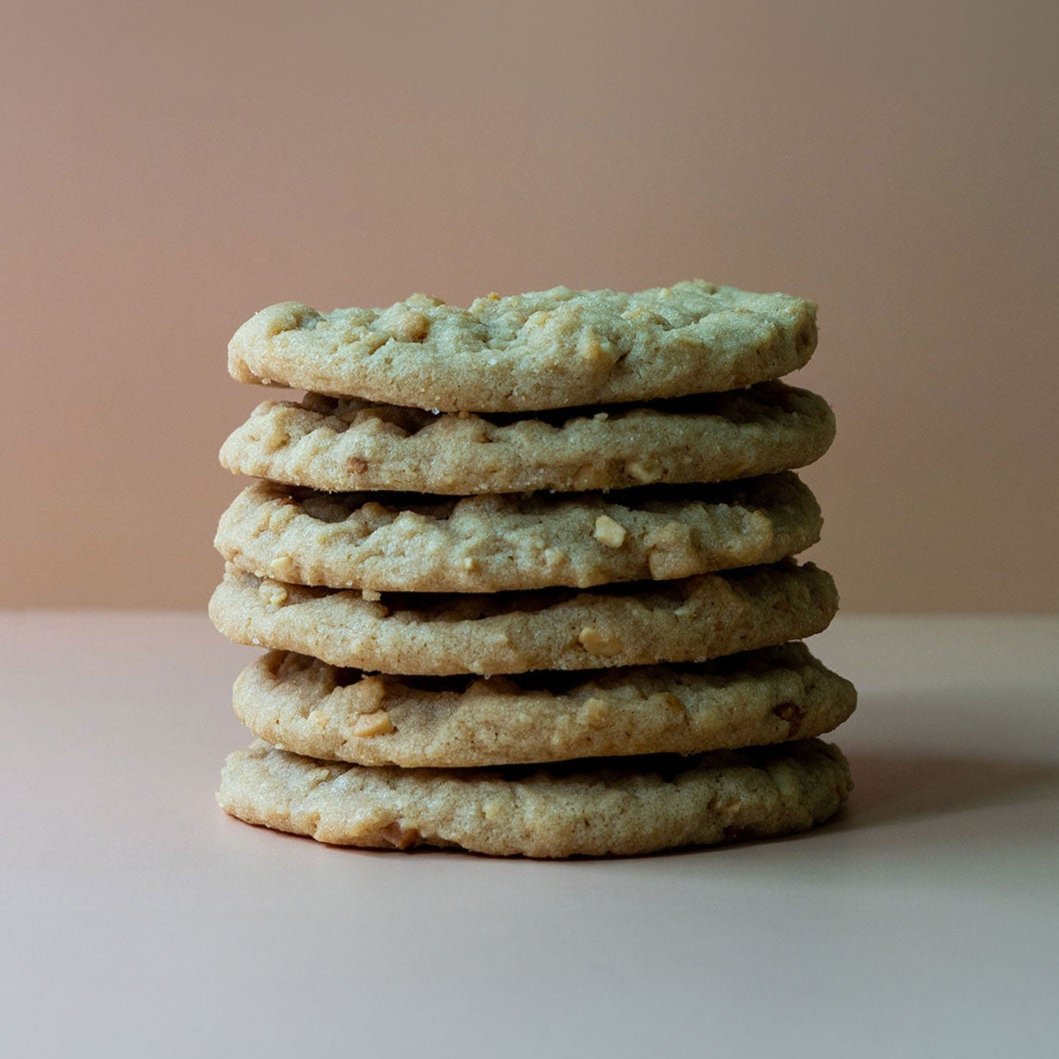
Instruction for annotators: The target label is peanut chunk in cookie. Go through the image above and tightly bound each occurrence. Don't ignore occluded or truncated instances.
[578,627,623,656]
[577,329,620,366]
[625,460,662,483]
[268,554,296,580]
[593,514,627,549]
[352,711,395,738]
[356,676,387,710]
[578,697,611,728]
[257,582,288,608]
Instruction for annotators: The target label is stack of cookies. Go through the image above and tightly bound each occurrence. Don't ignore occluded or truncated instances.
[211,281,856,858]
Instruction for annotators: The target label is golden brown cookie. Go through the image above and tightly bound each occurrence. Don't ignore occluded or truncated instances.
[219,381,835,495]
[217,737,852,857]
[208,561,839,676]
[228,281,817,412]
[215,473,821,592]
[232,642,856,767]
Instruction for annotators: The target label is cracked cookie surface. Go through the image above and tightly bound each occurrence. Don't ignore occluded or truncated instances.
[208,560,838,676]
[228,281,817,412]
[215,472,821,592]
[217,737,851,857]
[232,642,856,767]
[219,381,835,495]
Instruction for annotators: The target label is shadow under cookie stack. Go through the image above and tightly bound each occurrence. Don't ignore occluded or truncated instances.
[211,281,856,858]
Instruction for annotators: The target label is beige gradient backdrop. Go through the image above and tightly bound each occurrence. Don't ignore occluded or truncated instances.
[1,0,1056,611]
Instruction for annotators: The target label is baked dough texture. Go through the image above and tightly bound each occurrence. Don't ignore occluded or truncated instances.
[227,281,817,412]
[208,560,839,676]
[217,737,851,857]
[214,472,822,592]
[232,642,856,767]
[219,381,835,495]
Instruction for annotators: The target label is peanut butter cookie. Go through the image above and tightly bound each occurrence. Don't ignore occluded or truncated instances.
[208,561,838,676]
[228,281,817,412]
[215,473,821,592]
[232,642,855,767]
[219,382,834,495]
[217,737,851,857]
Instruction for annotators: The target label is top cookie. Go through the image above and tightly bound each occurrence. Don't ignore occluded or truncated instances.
[228,281,817,412]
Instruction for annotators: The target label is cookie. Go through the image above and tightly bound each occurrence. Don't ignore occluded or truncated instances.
[217,737,851,857]
[227,281,817,413]
[232,642,856,767]
[219,381,835,495]
[208,560,838,676]
[215,472,822,593]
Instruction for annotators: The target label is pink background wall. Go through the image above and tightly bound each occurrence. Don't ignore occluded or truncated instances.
[2,0,1056,611]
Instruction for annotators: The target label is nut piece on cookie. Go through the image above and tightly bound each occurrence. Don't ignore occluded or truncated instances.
[593,514,628,549]
[578,626,624,656]
[645,521,700,580]
[257,582,288,608]
[578,697,611,728]
[268,554,296,580]
[625,460,662,484]
[352,712,396,738]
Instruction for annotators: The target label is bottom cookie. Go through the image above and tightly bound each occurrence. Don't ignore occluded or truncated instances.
[218,738,851,858]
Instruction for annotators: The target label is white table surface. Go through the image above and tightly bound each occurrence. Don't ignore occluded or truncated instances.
[2,612,1057,1059]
